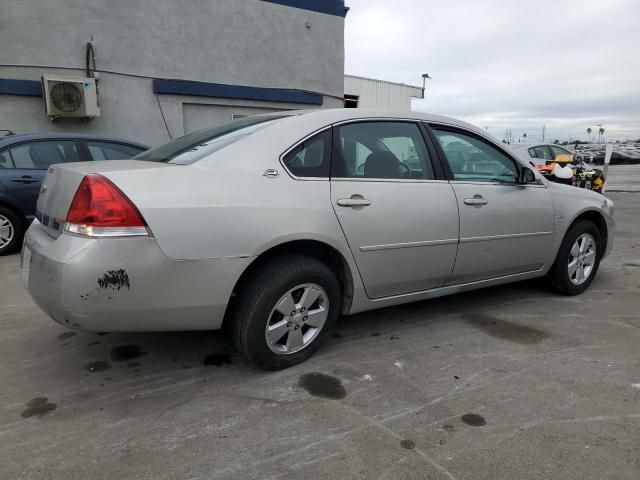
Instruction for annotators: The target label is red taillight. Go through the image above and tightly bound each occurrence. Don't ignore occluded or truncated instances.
[65,174,148,237]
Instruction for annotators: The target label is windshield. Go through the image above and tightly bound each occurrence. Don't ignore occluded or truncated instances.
[135,115,289,164]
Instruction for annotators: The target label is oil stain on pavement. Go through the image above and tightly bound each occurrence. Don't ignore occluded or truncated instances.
[463,313,548,345]
[110,345,147,362]
[21,397,57,418]
[203,352,233,366]
[400,439,416,450]
[461,413,487,427]
[299,372,346,400]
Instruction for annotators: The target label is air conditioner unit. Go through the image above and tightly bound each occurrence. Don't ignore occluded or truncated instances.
[42,75,100,120]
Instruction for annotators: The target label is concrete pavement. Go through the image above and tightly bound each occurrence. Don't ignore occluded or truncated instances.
[0,189,638,479]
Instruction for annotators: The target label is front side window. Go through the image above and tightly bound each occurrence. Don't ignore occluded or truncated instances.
[283,130,331,178]
[333,122,434,180]
[8,141,80,169]
[550,145,572,161]
[432,128,519,183]
[88,141,145,160]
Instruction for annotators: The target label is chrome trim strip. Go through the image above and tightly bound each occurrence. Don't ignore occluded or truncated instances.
[449,180,545,188]
[360,238,458,252]
[460,231,552,244]
[370,267,545,303]
[64,224,150,238]
[331,178,448,184]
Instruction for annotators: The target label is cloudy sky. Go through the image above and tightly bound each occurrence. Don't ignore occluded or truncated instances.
[344,0,640,142]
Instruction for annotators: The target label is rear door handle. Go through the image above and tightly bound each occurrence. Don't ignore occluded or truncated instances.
[464,196,488,206]
[337,197,371,207]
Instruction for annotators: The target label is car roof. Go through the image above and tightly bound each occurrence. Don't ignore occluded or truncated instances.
[250,108,503,147]
[0,133,149,150]
[289,108,483,131]
[510,143,571,150]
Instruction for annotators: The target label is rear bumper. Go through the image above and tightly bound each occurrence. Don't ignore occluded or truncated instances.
[21,220,253,332]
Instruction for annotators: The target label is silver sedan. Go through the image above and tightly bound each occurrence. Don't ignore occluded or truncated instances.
[22,109,615,369]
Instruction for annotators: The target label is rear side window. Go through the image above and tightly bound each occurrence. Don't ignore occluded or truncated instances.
[87,141,145,160]
[282,130,331,178]
[332,122,435,180]
[8,141,81,169]
[432,128,518,183]
[135,115,289,165]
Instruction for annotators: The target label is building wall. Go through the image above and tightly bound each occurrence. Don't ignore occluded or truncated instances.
[0,0,346,146]
[344,75,423,111]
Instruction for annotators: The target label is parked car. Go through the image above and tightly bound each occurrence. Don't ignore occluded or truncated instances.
[0,133,148,255]
[510,143,574,166]
[21,110,615,370]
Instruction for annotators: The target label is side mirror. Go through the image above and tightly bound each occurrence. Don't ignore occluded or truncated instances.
[518,167,536,184]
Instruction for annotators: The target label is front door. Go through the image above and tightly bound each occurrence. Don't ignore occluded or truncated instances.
[430,126,555,284]
[330,121,459,299]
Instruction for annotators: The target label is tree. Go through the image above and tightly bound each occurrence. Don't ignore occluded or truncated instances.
[599,127,605,144]
[523,133,527,142]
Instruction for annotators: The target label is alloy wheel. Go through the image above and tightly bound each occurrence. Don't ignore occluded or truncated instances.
[265,283,329,355]
[0,214,14,249]
[568,233,596,285]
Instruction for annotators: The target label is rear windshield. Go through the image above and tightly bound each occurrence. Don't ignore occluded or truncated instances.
[135,115,289,164]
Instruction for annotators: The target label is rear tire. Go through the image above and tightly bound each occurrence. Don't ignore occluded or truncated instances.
[232,254,341,370]
[548,220,602,295]
[0,207,24,256]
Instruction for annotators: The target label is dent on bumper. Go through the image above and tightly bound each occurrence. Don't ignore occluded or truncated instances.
[22,221,253,332]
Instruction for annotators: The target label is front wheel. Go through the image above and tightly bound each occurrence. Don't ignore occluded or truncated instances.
[548,220,602,295]
[232,255,341,370]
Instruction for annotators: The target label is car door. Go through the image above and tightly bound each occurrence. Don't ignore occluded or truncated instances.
[429,125,555,285]
[330,121,459,299]
[0,140,81,218]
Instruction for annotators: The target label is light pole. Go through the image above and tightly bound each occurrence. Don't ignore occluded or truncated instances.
[421,73,432,99]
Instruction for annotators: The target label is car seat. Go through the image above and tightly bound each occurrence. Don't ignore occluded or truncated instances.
[363,151,401,178]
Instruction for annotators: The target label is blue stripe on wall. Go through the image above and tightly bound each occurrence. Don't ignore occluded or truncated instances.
[0,78,42,97]
[261,0,347,17]
[153,79,323,105]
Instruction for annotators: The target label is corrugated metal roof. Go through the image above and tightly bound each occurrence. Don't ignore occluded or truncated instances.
[344,75,424,111]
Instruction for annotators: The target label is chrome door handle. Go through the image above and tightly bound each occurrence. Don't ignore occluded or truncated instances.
[464,197,488,206]
[337,198,371,207]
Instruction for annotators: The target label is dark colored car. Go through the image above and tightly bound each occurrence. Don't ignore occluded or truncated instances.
[0,133,148,255]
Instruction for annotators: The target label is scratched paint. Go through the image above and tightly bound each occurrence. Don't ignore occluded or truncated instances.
[97,269,130,290]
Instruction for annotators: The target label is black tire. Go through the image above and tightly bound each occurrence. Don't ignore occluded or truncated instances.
[0,206,24,256]
[548,220,602,295]
[232,254,341,370]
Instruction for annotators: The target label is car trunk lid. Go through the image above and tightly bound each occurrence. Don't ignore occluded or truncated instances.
[36,160,175,238]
